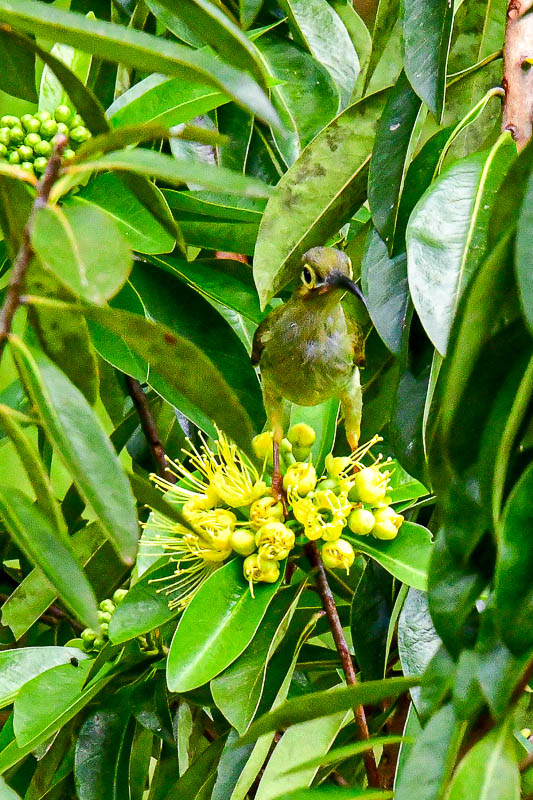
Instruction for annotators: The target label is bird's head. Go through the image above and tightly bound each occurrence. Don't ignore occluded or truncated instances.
[299,247,366,305]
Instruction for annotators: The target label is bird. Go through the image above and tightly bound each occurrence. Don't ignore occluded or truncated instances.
[252,246,366,502]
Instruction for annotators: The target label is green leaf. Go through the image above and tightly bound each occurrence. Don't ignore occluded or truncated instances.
[406,134,516,354]
[395,704,466,800]
[13,660,114,750]
[368,71,423,251]
[387,459,428,504]
[106,73,228,129]
[271,789,392,800]
[0,0,280,127]
[494,461,533,654]
[31,203,133,304]
[109,557,178,644]
[284,736,408,775]
[362,227,409,355]
[279,0,359,108]
[0,404,67,535]
[398,588,441,712]
[446,723,520,800]
[0,647,88,709]
[365,0,398,92]
[152,0,268,87]
[253,89,386,308]
[0,28,37,102]
[351,560,393,681]
[212,730,256,800]
[346,522,432,590]
[167,558,283,692]
[241,676,419,742]
[74,704,132,800]
[240,0,263,29]
[0,176,33,259]
[331,1,371,99]
[65,175,175,255]
[40,39,92,114]
[256,35,339,167]
[255,708,348,799]
[163,189,266,222]
[0,777,21,800]
[10,337,138,565]
[177,220,259,256]
[67,148,273,198]
[401,0,453,118]
[516,169,533,333]
[211,584,304,733]
[0,486,99,629]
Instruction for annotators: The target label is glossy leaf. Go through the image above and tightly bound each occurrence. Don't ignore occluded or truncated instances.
[241,676,419,741]
[66,148,273,198]
[270,791,392,800]
[106,73,227,129]
[332,1,371,98]
[0,0,280,127]
[0,647,88,709]
[40,40,92,114]
[254,89,386,308]
[346,522,433,591]
[0,28,37,102]
[401,0,453,118]
[280,0,359,108]
[351,560,393,681]
[0,176,34,259]
[178,220,259,256]
[31,203,133,304]
[516,168,533,333]
[74,705,132,800]
[446,723,520,800]
[10,337,138,565]
[283,735,409,774]
[66,175,175,255]
[167,558,283,692]
[398,588,441,712]
[362,227,409,355]
[406,134,515,354]
[0,487,99,629]
[163,189,266,222]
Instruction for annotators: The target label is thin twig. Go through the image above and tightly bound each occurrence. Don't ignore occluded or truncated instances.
[305,542,381,789]
[125,375,176,482]
[0,135,68,362]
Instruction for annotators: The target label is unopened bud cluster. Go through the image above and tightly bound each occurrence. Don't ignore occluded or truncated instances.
[80,589,127,653]
[0,105,91,176]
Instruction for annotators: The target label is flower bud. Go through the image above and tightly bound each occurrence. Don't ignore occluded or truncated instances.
[34,139,52,157]
[33,157,48,174]
[372,506,403,540]
[70,125,91,143]
[92,636,105,650]
[316,478,340,493]
[9,127,25,145]
[70,114,84,129]
[252,431,273,461]
[230,528,257,556]
[1,115,19,128]
[21,113,39,132]
[321,538,355,573]
[348,508,375,536]
[18,145,34,162]
[24,132,41,149]
[97,610,112,624]
[0,144,7,159]
[100,622,109,638]
[8,151,20,164]
[40,119,58,140]
[113,588,128,605]
[255,521,295,560]
[292,445,311,461]
[35,110,52,123]
[325,453,351,477]
[280,438,293,454]
[0,128,10,147]
[288,422,316,448]
[201,546,232,562]
[349,466,389,505]
[243,554,280,594]
[81,628,97,647]
[283,462,317,495]
[249,496,284,529]
[99,599,116,615]
[55,104,73,124]
[20,162,34,174]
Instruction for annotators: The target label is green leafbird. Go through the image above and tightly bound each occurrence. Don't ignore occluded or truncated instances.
[252,246,366,501]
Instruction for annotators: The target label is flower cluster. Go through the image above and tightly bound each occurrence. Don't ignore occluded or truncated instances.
[80,589,128,652]
[145,425,404,610]
[0,106,91,177]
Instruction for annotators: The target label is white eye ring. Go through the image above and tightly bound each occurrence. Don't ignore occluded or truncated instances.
[302,266,316,287]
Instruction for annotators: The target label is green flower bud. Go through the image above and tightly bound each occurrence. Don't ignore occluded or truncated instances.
[20,162,35,174]
[100,622,109,638]
[0,128,11,147]
[112,588,128,605]
[9,126,25,145]
[288,422,316,448]
[97,609,112,623]
[81,627,97,645]
[21,113,38,132]
[40,119,58,139]
[34,139,52,157]
[99,598,116,614]
[55,104,72,123]
[92,636,105,650]
[70,126,91,143]
[17,145,34,162]
[24,132,41,149]
[35,110,52,122]
[63,148,76,160]
[321,538,355,573]
[8,151,20,164]
[33,157,48,174]
[292,445,312,461]
[371,506,403,540]
[56,122,69,136]
[348,507,375,536]
[229,528,257,556]
[1,115,20,128]
[349,466,390,506]
[0,143,7,159]
[70,113,84,128]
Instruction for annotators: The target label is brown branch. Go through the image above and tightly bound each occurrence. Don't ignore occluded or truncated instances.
[502,0,533,149]
[305,542,381,789]
[0,135,68,362]
[125,375,176,482]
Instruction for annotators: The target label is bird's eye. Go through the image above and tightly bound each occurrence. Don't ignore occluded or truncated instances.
[302,266,316,287]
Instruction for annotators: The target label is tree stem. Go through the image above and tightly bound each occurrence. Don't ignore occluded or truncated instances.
[125,375,176,483]
[305,541,381,789]
[0,135,68,362]
[502,0,533,149]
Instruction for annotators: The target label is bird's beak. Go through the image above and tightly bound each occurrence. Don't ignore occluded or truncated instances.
[326,271,367,307]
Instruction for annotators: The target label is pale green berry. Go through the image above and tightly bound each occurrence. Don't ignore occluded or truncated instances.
[33,156,48,173]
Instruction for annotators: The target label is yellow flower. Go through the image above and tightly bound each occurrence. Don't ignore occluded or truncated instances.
[321,539,355,574]
[289,491,316,525]
[194,508,236,551]
[249,496,285,530]
[304,489,351,541]
[372,506,404,540]
[252,431,273,462]
[283,462,317,495]
[325,453,352,477]
[348,507,375,536]
[350,466,391,505]
[230,528,257,556]
[182,493,217,521]
[255,521,295,560]
[288,422,316,448]
[210,432,266,507]
[243,554,280,597]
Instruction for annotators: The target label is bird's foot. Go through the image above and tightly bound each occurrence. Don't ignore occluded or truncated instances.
[271,475,289,518]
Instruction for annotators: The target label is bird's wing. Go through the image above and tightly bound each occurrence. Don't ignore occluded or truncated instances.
[346,312,366,368]
[251,306,284,366]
